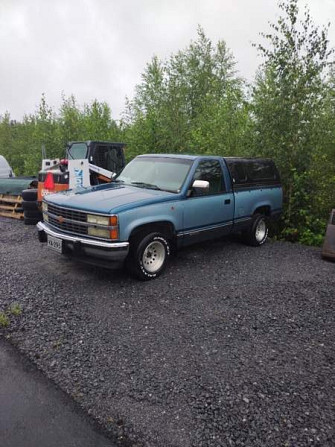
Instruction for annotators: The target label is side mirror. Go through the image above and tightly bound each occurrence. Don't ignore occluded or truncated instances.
[191,179,210,195]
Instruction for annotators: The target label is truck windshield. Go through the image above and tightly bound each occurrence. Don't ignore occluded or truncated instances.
[115,156,193,193]
[67,143,88,160]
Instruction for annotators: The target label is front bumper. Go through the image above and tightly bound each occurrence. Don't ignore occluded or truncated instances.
[37,221,129,267]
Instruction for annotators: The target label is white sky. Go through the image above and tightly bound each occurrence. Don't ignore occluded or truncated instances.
[0,0,334,121]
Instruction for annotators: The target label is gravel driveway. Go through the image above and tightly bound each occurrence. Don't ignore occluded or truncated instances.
[1,217,335,446]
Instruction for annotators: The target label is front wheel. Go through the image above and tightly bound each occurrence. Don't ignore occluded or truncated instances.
[128,232,170,280]
[243,214,269,246]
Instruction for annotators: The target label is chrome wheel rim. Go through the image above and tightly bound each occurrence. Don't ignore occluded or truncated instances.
[255,219,267,242]
[142,241,165,273]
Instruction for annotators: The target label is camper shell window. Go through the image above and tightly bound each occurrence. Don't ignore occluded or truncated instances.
[225,158,280,187]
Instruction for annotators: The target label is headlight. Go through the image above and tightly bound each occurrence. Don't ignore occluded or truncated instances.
[42,202,48,212]
[43,213,49,222]
[87,214,110,225]
[88,227,111,238]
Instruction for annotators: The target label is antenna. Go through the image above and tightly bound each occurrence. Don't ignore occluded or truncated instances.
[41,144,46,160]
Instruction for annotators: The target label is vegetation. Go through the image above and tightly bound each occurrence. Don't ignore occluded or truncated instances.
[0,312,9,328]
[8,303,22,316]
[0,0,334,245]
[0,303,22,328]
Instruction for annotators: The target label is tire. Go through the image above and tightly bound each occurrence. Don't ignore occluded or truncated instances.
[128,232,170,280]
[22,200,39,211]
[24,217,40,225]
[24,209,42,219]
[243,214,268,246]
[22,189,38,201]
[38,230,47,242]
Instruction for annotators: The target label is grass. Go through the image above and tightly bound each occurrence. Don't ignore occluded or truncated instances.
[0,312,9,328]
[0,303,22,328]
[8,303,22,316]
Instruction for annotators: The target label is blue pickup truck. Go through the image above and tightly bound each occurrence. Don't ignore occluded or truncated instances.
[37,154,282,280]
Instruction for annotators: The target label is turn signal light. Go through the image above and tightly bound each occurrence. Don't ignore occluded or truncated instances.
[109,215,118,239]
[110,228,118,239]
[110,215,118,226]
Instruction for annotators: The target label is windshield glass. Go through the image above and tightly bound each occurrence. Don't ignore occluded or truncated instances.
[115,156,193,193]
[67,143,88,160]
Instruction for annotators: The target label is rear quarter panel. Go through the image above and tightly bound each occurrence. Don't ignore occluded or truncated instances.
[233,186,283,219]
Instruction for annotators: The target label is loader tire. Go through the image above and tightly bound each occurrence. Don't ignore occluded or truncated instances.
[22,189,38,201]
[24,217,40,225]
[24,209,42,219]
[22,200,39,211]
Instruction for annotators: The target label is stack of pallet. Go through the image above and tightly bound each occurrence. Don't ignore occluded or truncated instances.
[0,193,23,219]
[0,177,37,220]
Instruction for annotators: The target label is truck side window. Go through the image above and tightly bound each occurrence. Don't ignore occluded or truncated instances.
[192,160,225,195]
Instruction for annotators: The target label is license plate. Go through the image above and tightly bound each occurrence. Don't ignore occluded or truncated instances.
[47,235,63,253]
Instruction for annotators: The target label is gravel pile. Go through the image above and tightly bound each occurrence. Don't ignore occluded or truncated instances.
[1,217,335,446]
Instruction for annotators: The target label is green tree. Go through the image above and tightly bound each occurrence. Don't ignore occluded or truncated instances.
[82,100,121,141]
[125,27,250,158]
[252,0,334,243]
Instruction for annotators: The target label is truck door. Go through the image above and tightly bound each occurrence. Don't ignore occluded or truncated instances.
[181,159,234,244]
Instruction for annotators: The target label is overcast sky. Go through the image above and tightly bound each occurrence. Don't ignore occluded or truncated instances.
[0,0,334,121]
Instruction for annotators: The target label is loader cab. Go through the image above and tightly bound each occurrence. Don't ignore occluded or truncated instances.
[67,141,126,175]
[38,141,126,202]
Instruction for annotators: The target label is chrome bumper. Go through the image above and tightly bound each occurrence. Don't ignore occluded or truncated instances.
[37,221,129,264]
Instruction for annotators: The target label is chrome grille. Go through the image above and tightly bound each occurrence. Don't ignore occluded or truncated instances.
[47,203,88,236]
[48,216,88,235]
[47,203,87,222]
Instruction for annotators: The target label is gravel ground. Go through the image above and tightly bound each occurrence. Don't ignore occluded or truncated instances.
[1,216,335,447]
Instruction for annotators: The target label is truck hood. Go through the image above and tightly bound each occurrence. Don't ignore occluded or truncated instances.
[44,183,176,214]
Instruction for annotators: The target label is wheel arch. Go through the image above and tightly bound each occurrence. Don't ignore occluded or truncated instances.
[253,205,271,217]
[129,221,176,242]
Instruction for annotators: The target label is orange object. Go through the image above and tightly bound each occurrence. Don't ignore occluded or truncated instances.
[110,215,118,226]
[37,181,68,202]
[110,228,119,240]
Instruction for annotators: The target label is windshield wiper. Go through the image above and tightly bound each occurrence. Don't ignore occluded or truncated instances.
[130,182,161,190]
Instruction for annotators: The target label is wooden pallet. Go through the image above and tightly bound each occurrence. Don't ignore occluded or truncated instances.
[0,193,24,219]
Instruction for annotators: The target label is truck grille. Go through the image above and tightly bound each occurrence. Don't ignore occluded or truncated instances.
[47,204,88,236]
[48,204,87,222]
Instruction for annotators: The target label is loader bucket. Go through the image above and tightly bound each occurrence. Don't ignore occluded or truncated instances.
[322,209,335,261]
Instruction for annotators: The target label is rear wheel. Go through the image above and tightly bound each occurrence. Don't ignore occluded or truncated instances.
[243,214,268,246]
[128,232,170,280]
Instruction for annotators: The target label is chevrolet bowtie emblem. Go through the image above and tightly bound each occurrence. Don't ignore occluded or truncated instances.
[57,216,65,224]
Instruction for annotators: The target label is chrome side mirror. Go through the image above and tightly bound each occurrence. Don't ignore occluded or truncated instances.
[192,179,210,194]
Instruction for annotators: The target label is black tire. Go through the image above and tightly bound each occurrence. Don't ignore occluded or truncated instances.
[24,209,42,219]
[24,217,40,225]
[22,189,38,201]
[243,214,269,246]
[22,200,39,211]
[38,230,47,242]
[128,232,170,280]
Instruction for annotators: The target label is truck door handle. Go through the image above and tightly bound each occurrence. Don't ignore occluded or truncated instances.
[224,199,231,205]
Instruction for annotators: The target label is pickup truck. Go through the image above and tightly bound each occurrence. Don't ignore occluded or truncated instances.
[37,154,283,280]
